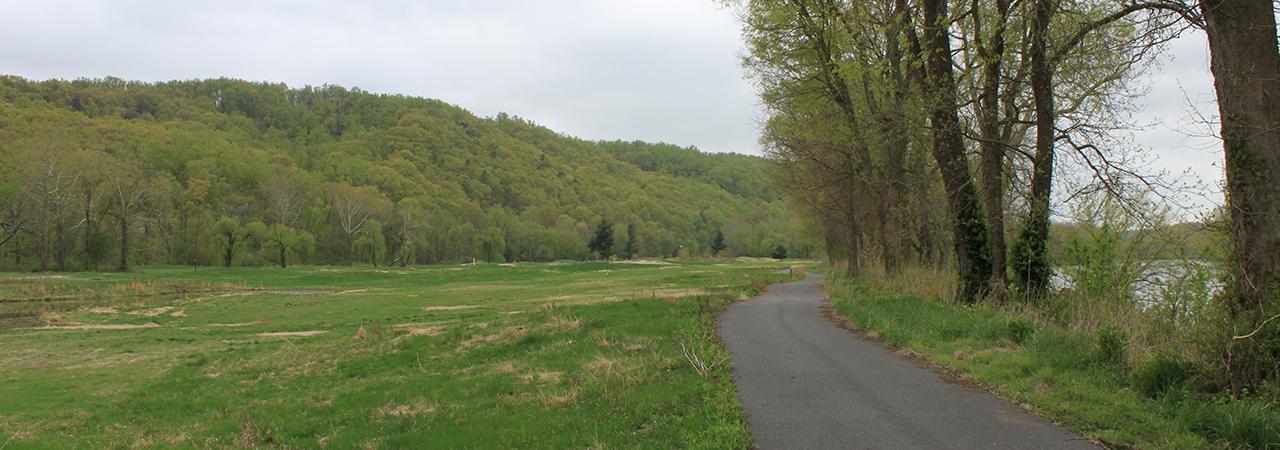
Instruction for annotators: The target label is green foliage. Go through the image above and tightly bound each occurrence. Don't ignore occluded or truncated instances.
[1060,222,1139,303]
[1134,352,1191,398]
[622,224,638,260]
[1006,318,1035,345]
[1093,325,1128,368]
[588,219,614,260]
[772,244,788,260]
[1011,214,1052,299]
[1181,396,1280,448]
[711,230,727,256]
[0,76,797,270]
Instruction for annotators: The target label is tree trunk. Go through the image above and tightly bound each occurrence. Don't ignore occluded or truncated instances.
[1200,0,1280,389]
[118,213,129,271]
[82,190,95,270]
[920,0,993,303]
[223,232,234,268]
[279,245,287,268]
[976,0,1012,299]
[1014,0,1056,299]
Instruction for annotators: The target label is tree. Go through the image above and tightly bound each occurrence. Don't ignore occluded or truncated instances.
[101,155,147,271]
[263,224,311,268]
[772,244,788,260]
[352,219,386,266]
[622,223,638,260]
[329,183,386,264]
[711,229,727,256]
[1198,0,1280,390]
[20,142,77,271]
[479,226,505,262]
[588,219,614,259]
[208,216,247,268]
[919,0,993,303]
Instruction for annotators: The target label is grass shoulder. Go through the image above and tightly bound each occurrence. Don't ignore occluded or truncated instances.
[825,274,1278,449]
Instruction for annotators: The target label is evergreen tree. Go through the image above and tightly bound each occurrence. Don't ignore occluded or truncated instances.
[772,244,788,260]
[622,224,638,260]
[711,229,727,256]
[588,219,614,259]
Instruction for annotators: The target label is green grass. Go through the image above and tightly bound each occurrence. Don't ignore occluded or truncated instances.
[827,275,1280,449]
[0,259,805,448]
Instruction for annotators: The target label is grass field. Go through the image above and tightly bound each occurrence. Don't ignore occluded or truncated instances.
[0,259,804,448]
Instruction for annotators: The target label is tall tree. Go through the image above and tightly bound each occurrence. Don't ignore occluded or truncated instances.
[101,155,147,271]
[1199,0,1280,389]
[919,0,993,303]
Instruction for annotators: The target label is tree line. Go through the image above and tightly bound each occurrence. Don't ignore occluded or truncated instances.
[0,76,810,272]
[732,0,1280,391]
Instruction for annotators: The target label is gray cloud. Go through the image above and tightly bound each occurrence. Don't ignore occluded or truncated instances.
[1,0,759,154]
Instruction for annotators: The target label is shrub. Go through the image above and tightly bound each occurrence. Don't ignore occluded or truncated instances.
[1007,318,1036,345]
[1094,325,1128,367]
[1134,352,1191,397]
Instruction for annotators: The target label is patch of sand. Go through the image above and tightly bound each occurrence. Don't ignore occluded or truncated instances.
[257,331,327,338]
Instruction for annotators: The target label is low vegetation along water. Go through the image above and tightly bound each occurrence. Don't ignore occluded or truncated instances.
[0,259,803,447]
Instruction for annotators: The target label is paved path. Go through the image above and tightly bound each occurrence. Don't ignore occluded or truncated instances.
[719,274,1098,449]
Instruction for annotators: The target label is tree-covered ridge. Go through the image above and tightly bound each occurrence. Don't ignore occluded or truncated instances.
[0,76,804,270]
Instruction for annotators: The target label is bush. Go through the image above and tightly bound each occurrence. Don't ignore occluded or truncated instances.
[1134,352,1191,397]
[1007,318,1036,345]
[1094,325,1128,367]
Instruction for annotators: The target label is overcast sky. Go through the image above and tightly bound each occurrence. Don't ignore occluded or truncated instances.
[0,0,1224,213]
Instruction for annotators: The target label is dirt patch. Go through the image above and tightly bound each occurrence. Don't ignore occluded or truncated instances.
[128,306,183,317]
[257,331,327,338]
[612,259,674,266]
[493,360,518,374]
[266,289,328,296]
[393,324,445,337]
[374,400,435,418]
[332,289,368,295]
[422,305,477,312]
[84,307,118,314]
[206,322,258,328]
[460,325,526,348]
[35,323,161,331]
[583,355,619,374]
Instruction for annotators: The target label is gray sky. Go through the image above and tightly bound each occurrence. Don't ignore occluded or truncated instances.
[1,0,1224,213]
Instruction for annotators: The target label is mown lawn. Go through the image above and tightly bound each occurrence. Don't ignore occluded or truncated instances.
[0,259,803,448]
[827,275,1280,449]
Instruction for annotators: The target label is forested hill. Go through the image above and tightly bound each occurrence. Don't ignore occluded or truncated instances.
[0,76,802,270]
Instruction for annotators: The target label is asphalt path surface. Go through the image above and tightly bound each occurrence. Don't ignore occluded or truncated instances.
[719,274,1098,449]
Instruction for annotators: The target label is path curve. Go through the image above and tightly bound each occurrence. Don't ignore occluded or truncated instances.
[719,274,1097,449]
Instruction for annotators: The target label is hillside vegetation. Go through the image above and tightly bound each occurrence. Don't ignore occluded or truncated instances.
[0,76,804,271]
